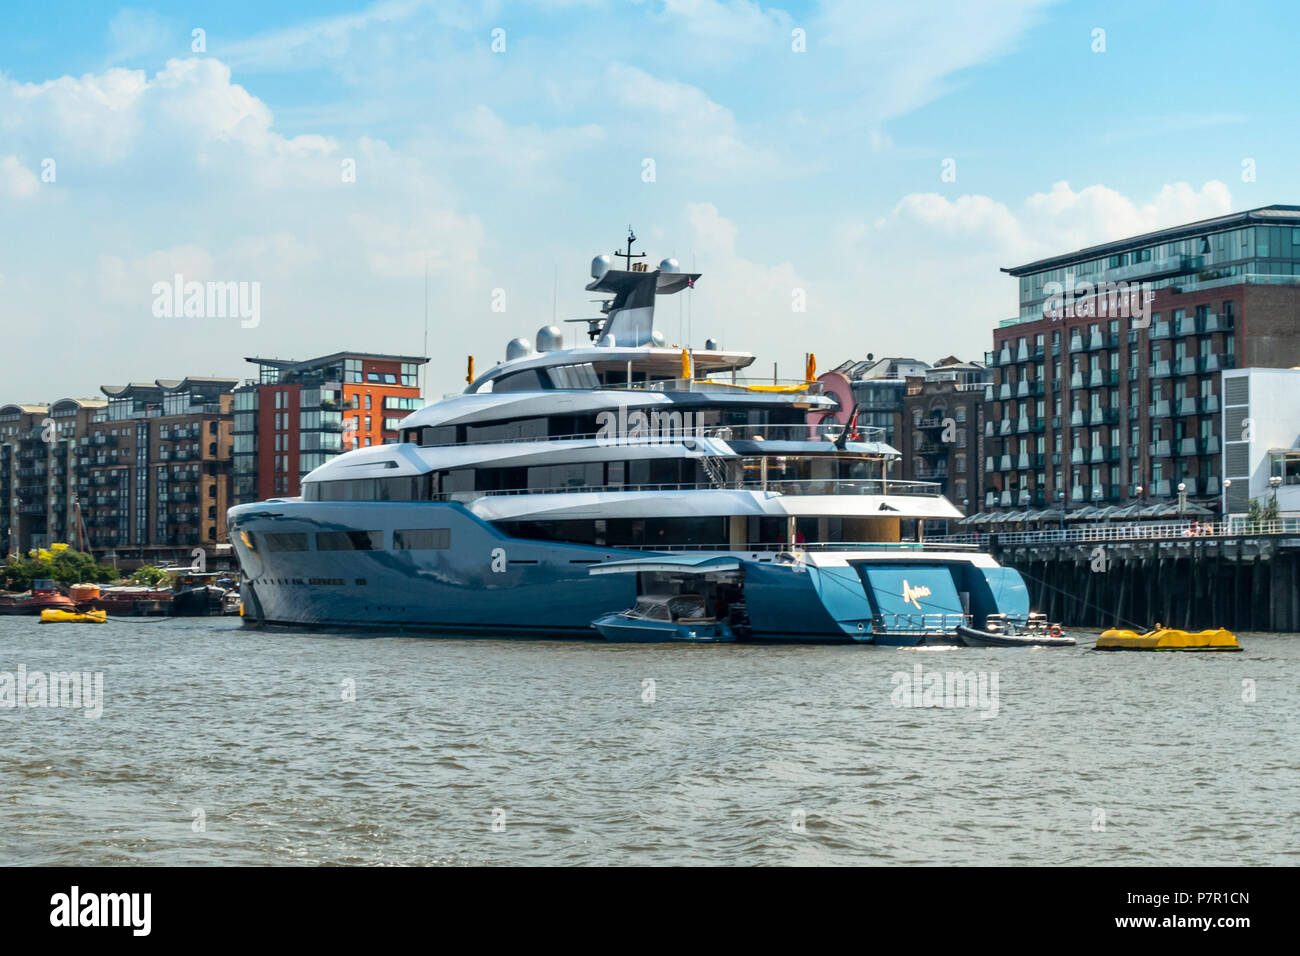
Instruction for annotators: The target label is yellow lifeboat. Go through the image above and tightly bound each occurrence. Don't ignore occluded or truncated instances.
[39,608,107,624]
[1096,626,1240,651]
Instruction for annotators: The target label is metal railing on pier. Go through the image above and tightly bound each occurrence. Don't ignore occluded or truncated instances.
[929,517,1300,547]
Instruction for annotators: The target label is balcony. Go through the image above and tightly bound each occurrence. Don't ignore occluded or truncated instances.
[1151,479,1171,496]
[1176,438,1198,457]
[1149,400,1171,418]
[1176,398,1198,416]
[984,421,994,437]
[1198,355,1222,373]
[1150,321,1171,340]
[999,455,1012,471]
[1069,410,1084,427]
[1016,417,1031,433]
[998,420,1013,436]
[1069,336,1084,353]
[1200,436,1221,455]
[985,457,996,472]
[1173,358,1198,376]
[1204,476,1220,495]
[1149,360,1171,378]
[1149,440,1171,458]
[1070,448,1085,464]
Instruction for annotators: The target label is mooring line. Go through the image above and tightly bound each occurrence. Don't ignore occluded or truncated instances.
[1014,566,1150,632]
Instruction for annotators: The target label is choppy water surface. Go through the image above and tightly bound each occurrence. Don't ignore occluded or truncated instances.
[1,617,1295,866]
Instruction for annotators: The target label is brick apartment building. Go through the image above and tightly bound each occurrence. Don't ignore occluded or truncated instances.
[2,380,237,565]
[984,205,1300,515]
[898,358,991,515]
[233,352,427,504]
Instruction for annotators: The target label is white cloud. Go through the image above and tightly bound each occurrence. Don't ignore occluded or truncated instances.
[679,202,805,356]
[882,179,1235,264]
[816,180,1237,366]
[3,68,149,164]
[605,64,788,179]
[106,8,175,65]
[656,0,792,52]
[1,156,41,198]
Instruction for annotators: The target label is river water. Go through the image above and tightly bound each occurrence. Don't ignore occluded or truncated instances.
[1,616,1295,866]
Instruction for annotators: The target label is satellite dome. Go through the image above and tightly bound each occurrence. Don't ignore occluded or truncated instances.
[658,257,680,273]
[536,326,564,352]
[591,255,612,280]
[650,330,666,346]
[506,337,533,361]
[705,337,719,350]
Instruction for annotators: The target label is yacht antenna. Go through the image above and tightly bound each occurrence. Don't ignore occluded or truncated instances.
[615,226,646,271]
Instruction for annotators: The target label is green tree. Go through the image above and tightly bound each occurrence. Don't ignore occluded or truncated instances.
[130,565,170,588]
[2,544,118,592]
[1246,497,1263,532]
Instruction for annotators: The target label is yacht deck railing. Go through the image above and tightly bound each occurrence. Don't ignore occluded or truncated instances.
[615,541,980,553]
[437,477,941,500]
[417,423,887,449]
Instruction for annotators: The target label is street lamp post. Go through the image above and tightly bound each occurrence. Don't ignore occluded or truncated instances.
[1177,481,1187,516]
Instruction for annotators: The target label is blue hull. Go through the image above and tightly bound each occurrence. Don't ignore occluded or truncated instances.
[228,500,1030,643]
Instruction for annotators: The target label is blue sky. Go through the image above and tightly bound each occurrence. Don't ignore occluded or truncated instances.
[2,0,1298,400]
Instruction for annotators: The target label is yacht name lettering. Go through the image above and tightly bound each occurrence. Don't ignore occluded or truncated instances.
[902,580,932,609]
[596,407,706,445]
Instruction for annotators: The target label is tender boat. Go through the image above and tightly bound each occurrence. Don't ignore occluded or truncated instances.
[1096,626,1241,651]
[957,625,1075,647]
[593,594,735,643]
[226,231,1050,644]
[40,608,107,624]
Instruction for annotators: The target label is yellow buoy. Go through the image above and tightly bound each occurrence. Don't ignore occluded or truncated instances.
[40,608,107,624]
[1096,626,1240,651]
